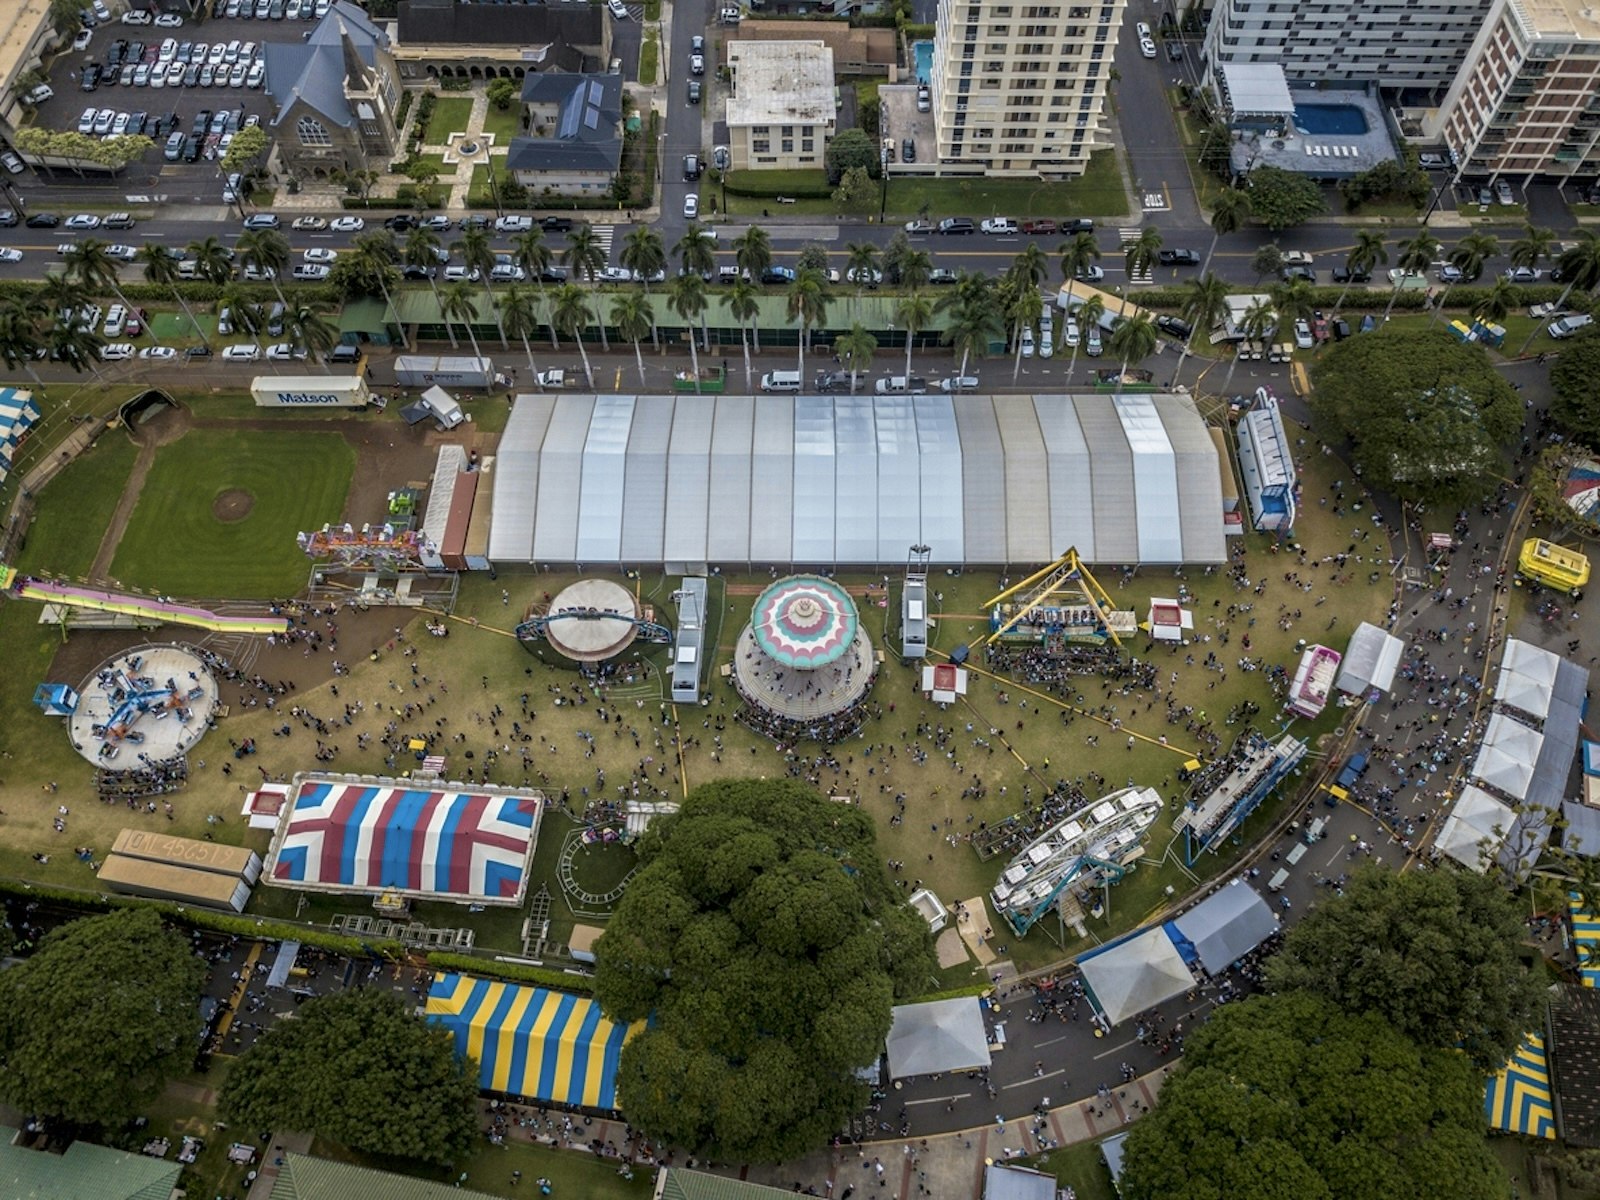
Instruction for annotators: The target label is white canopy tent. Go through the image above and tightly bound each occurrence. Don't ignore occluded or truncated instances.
[1079,926,1195,1026]
[1335,621,1404,696]
[1471,712,1545,801]
[885,997,992,1079]
[1170,879,1279,976]
[1435,784,1516,872]
[1496,640,1562,720]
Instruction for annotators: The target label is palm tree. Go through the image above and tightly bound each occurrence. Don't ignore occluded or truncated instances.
[1067,293,1105,382]
[785,268,829,382]
[835,323,877,391]
[899,249,932,292]
[552,283,594,387]
[1383,230,1440,321]
[1336,231,1387,313]
[669,271,709,386]
[938,273,1003,379]
[1106,312,1159,395]
[1475,278,1518,327]
[0,298,46,385]
[440,280,484,361]
[1173,271,1229,386]
[137,245,199,339]
[1268,278,1315,339]
[1205,189,1251,273]
[219,286,267,354]
[1010,243,1050,292]
[620,227,666,350]
[1222,299,1275,392]
[453,226,505,349]
[511,230,559,349]
[845,241,879,314]
[351,233,406,350]
[287,304,340,367]
[1060,233,1101,292]
[236,227,292,311]
[45,317,104,377]
[722,277,761,389]
[611,291,653,388]
[187,236,234,285]
[404,226,453,347]
[676,224,717,280]
[733,226,773,283]
[1436,232,1499,323]
[63,239,144,341]
[1509,224,1555,273]
[500,284,545,384]
[562,222,609,351]
[1008,285,1044,382]
[1521,230,1600,354]
[894,291,934,382]
[1125,226,1163,293]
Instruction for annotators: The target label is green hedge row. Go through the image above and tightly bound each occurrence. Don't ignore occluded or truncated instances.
[723,177,833,200]
[427,951,596,992]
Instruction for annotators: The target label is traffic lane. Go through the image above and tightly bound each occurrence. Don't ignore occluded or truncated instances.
[1111,13,1201,225]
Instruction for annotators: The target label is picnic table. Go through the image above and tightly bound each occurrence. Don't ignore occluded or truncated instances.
[141,1137,170,1158]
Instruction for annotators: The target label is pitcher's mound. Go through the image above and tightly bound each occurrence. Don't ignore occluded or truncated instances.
[213,488,255,523]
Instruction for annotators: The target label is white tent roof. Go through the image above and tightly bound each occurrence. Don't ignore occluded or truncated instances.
[1497,665,1556,720]
[1079,925,1194,1026]
[1219,63,1294,116]
[885,997,992,1079]
[1170,879,1279,976]
[1504,638,1560,688]
[1435,784,1516,872]
[1471,712,1544,800]
[1335,621,1404,695]
[983,1164,1056,1200]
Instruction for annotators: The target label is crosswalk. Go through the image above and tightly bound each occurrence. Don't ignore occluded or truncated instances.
[593,224,615,261]
[1119,227,1154,284]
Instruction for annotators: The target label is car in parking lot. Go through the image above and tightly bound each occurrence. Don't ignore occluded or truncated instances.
[1294,318,1314,349]
[1039,309,1053,358]
[65,213,102,230]
[1155,314,1191,339]
[292,216,327,230]
[292,263,330,280]
[99,343,135,361]
[266,343,306,361]
[329,216,364,232]
[92,109,114,135]
[1158,248,1201,265]
[73,29,94,52]
[1064,316,1080,347]
[221,344,260,362]
[1019,326,1035,357]
[156,12,185,27]
[78,107,97,133]
[228,62,246,87]
[247,61,265,88]
[1085,324,1102,355]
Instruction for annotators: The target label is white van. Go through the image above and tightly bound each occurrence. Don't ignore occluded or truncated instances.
[874,375,927,394]
[759,370,801,392]
[1549,313,1593,339]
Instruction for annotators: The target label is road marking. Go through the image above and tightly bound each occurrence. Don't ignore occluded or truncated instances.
[1003,1069,1065,1089]
[904,1091,971,1106]
[1036,1035,1069,1048]
[1093,1037,1138,1060]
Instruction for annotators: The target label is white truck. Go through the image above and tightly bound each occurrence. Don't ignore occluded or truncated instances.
[536,369,577,389]
[250,374,371,408]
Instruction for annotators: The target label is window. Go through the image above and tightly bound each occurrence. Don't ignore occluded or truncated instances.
[753,138,770,153]
[782,139,793,152]
[297,116,331,146]
[782,125,794,136]
[802,139,814,151]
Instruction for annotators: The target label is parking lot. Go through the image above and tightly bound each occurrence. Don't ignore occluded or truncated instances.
[26,4,339,190]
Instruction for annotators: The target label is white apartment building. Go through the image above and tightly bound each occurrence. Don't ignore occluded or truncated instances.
[929,0,1126,178]
[1201,0,1493,96]
[725,40,837,172]
[1429,0,1600,182]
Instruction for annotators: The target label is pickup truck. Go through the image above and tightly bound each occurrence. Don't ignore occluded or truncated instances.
[1529,302,1569,320]
[1335,751,1369,791]
[536,369,575,389]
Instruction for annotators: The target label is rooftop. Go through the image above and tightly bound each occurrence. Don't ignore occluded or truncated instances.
[1507,0,1600,41]
[0,0,54,92]
[506,73,623,174]
[726,40,836,128]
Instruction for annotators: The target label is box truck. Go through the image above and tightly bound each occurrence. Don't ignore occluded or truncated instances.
[393,355,496,389]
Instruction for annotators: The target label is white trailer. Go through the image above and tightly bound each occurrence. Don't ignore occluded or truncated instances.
[250,375,371,408]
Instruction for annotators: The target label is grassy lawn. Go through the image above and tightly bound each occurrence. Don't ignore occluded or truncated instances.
[1016,1140,1120,1200]
[12,425,138,581]
[639,30,658,86]
[312,1136,653,1199]
[481,103,522,143]
[424,96,475,145]
[109,428,354,598]
[888,150,1129,219]
[408,152,449,178]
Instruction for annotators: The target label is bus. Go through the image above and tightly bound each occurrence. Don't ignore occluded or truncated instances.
[1517,538,1590,593]
[97,854,252,913]
[111,829,263,884]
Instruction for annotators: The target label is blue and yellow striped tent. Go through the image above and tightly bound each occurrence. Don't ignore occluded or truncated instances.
[1484,1033,1556,1140]
[1571,894,1600,988]
[425,972,642,1109]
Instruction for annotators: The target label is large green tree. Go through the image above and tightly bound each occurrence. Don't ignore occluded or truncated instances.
[594,780,935,1162]
[1118,991,1507,1200]
[220,988,478,1166]
[1551,328,1600,442]
[1242,166,1327,230]
[1265,865,1542,1071]
[825,128,880,181]
[0,909,205,1129]
[1308,328,1522,506]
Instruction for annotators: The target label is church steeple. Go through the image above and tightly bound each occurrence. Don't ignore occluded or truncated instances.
[337,19,371,92]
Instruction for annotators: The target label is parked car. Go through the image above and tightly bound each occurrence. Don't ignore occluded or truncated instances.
[937,376,979,392]
[24,212,60,228]
[266,343,306,361]
[1330,266,1370,283]
[1019,326,1035,357]
[904,219,934,235]
[1155,314,1191,339]
[139,346,177,359]
[981,217,1018,235]
[1293,319,1313,349]
[99,343,135,361]
[1549,314,1594,339]
[291,215,327,230]
[221,343,261,362]
[1021,219,1057,235]
[242,213,280,230]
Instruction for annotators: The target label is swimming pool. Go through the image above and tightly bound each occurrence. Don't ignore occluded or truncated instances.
[912,39,933,84]
[1295,104,1368,136]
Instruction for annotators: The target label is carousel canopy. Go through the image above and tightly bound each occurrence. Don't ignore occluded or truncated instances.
[750,575,860,669]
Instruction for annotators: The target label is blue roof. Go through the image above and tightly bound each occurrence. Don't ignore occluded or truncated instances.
[264,0,388,129]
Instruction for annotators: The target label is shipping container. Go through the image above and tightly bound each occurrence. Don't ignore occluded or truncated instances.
[111,828,263,884]
[97,854,253,912]
[250,374,370,408]
[440,470,479,571]
[393,355,495,389]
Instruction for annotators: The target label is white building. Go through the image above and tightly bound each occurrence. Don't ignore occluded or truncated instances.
[1429,0,1600,183]
[725,40,836,171]
[1201,0,1493,97]
[928,0,1127,178]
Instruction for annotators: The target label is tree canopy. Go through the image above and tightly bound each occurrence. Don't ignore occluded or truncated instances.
[220,988,478,1166]
[1243,166,1326,230]
[1264,865,1541,1071]
[1550,329,1600,442]
[0,909,205,1129]
[825,128,880,181]
[1117,991,1508,1200]
[594,780,935,1162]
[1308,328,1521,505]
[832,165,877,214]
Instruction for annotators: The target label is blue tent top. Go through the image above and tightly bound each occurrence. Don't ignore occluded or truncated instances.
[1584,741,1600,777]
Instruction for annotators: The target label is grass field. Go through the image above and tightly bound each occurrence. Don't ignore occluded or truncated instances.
[109,428,354,598]
[12,427,137,580]
[313,1136,654,1199]
[424,96,475,145]
[480,104,522,143]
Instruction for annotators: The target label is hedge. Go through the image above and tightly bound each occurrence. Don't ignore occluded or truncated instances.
[427,951,596,992]
[723,176,833,200]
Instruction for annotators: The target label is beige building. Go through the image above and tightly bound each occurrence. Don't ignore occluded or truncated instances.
[929,0,1128,178]
[725,40,836,171]
[722,21,896,76]
[0,0,63,138]
[1429,0,1600,182]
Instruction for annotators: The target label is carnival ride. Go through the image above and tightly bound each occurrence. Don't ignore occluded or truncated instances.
[297,522,425,572]
[1517,538,1590,594]
[733,574,876,736]
[1,565,290,636]
[1173,731,1308,865]
[990,785,1166,935]
[1287,643,1342,720]
[983,548,1136,650]
[57,644,222,766]
[515,579,672,663]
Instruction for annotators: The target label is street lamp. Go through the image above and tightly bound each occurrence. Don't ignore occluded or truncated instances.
[879,146,889,221]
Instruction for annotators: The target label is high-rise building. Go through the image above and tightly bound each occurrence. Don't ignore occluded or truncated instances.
[1430,0,1600,181]
[929,0,1127,178]
[1201,0,1493,97]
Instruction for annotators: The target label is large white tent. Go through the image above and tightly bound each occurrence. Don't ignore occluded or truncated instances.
[1335,621,1404,696]
[1169,879,1279,976]
[1495,639,1562,720]
[1471,712,1545,801]
[487,393,1227,568]
[885,997,992,1079]
[1079,926,1195,1026]
[1435,784,1517,872]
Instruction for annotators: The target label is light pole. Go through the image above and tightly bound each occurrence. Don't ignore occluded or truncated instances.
[879,146,889,221]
